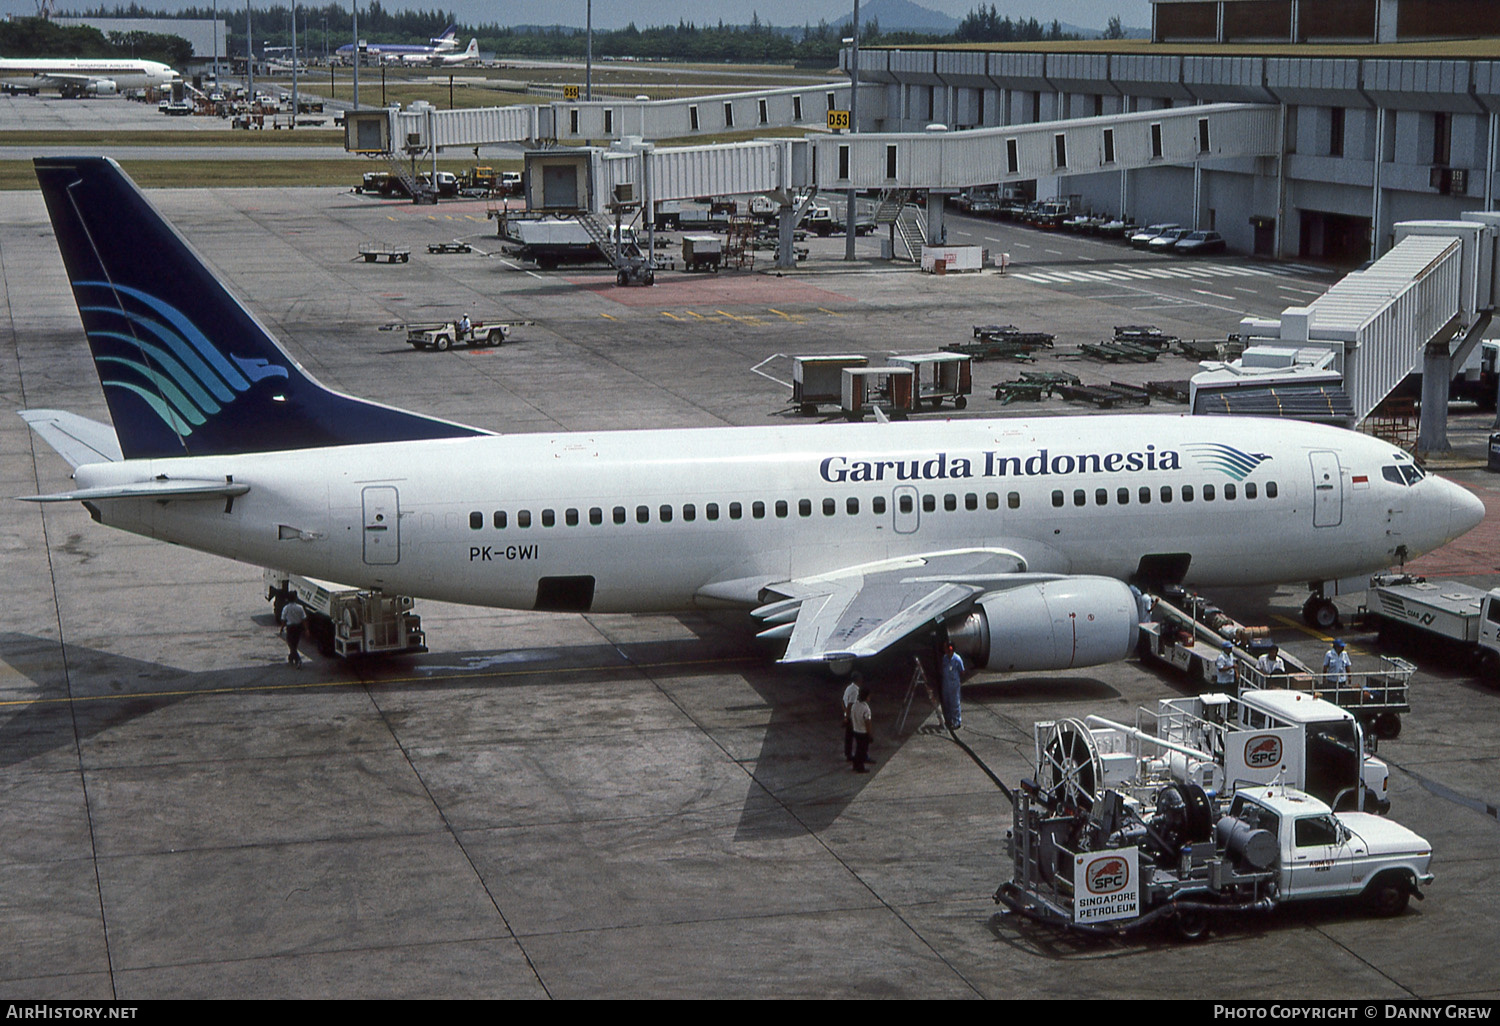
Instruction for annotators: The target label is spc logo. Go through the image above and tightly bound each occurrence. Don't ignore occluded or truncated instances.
[1085,856,1130,896]
[1244,734,1283,769]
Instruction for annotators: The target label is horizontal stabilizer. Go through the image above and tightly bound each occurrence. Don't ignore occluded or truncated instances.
[20,409,123,466]
[21,476,249,503]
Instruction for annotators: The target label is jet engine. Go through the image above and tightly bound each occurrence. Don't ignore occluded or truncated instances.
[87,80,118,96]
[946,576,1139,672]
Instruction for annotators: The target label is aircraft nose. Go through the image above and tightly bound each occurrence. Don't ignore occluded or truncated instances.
[1448,479,1487,540]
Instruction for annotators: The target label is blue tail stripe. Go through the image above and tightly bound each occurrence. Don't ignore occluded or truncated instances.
[102,380,196,436]
[80,306,238,403]
[76,281,252,391]
[97,356,208,426]
[89,330,224,414]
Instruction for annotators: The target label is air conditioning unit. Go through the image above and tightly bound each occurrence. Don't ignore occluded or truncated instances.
[613,183,636,205]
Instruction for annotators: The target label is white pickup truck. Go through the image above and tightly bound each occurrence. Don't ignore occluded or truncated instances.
[997,782,1434,938]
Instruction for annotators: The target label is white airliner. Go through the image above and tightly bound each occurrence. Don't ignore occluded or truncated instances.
[403,38,479,66]
[0,56,178,97]
[19,157,1488,678]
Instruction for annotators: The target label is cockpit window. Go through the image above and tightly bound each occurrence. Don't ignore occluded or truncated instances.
[1383,464,1425,486]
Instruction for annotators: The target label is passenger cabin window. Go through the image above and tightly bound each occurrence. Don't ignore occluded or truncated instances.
[1139,487,1151,504]
[1267,481,1279,498]
[944,494,957,512]
[1203,484,1215,501]
[798,499,812,517]
[823,498,836,516]
[775,500,788,518]
[707,503,720,521]
[494,511,508,529]
[1073,489,1086,507]
[589,508,603,526]
[1007,492,1020,510]
[1052,490,1064,508]
[469,512,483,530]
[636,505,649,524]
[613,506,626,525]
[565,508,579,526]
[846,497,859,515]
[873,496,887,514]
[1245,483,1257,499]
[518,510,532,528]
[1117,488,1130,505]
[1224,484,1236,500]
[542,509,555,527]
[731,502,743,520]
[923,494,936,513]
[659,505,673,523]
[1160,486,1172,504]
[753,501,765,519]
[1182,485,1194,502]
[683,504,696,522]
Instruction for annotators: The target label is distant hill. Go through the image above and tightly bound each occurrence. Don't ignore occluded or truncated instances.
[832,0,959,34]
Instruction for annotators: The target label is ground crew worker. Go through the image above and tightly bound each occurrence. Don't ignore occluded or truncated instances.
[458,313,472,341]
[1323,639,1352,690]
[850,687,873,773]
[841,671,864,762]
[1215,641,1237,688]
[1256,645,1287,684]
[279,599,307,667]
[940,643,964,730]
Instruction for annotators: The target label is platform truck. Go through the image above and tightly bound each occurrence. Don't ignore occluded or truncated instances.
[789,355,869,414]
[264,569,427,658]
[1140,586,1412,738]
[1359,572,1500,686]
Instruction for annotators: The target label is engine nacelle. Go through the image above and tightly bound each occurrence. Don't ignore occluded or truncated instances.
[88,79,118,96]
[947,577,1139,672]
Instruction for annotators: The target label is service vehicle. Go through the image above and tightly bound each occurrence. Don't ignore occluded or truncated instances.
[681,234,723,272]
[264,569,427,658]
[995,774,1434,938]
[405,319,508,350]
[499,170,523,195]
[1139,587,1413,737]
[1361,572,1500,684]
[501,218,634,269]
[1148,227,1194,252]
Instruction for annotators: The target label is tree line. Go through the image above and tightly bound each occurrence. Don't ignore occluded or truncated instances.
[39,4,1103,65]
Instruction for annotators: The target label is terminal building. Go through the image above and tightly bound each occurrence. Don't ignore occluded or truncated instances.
[850,0,1500,264]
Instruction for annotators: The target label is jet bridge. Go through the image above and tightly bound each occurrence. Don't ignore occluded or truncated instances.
[1198,214,1500,451]
[346,99,1279,217]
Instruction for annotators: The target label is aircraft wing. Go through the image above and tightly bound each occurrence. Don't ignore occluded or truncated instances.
[750,548,1053,665]
[20,410,123,466]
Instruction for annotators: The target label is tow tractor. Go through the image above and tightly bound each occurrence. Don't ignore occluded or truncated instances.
[1140,585,1412,738]
[403,320,509,351]
[264,570,427,658]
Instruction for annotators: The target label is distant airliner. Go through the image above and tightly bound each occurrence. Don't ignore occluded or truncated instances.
[0,55,177,97]
[403,38,480,67]
[18,157,1488,677]
[336,24,460,63]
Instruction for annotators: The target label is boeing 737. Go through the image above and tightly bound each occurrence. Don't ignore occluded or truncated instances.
[18,157,1488,679]
[0,56,178,97]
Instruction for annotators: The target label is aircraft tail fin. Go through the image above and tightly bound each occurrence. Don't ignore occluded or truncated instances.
[33,157,487,461]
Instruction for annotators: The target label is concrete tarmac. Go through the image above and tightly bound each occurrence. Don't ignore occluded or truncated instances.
[2,183,1498,1000]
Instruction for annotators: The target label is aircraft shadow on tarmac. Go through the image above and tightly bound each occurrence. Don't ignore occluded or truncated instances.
[0,627,1120,842]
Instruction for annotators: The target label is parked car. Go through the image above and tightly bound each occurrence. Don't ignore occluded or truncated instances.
[1097,217,1136,239]
[1174,230,1228,255]
[1147,227,1193,252]
[1129,222,1180,249]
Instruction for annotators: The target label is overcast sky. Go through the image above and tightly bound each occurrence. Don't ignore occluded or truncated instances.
[4,1,1153,33]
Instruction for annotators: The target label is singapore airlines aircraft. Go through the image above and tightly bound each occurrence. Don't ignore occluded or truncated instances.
[0,56,178,97]
[19,158,1487,677]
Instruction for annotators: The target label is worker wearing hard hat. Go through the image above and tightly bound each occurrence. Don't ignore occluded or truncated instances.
[1215,641,1237,688]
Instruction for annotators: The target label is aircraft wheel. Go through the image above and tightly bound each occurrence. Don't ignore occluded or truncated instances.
[1304,597,1339,630]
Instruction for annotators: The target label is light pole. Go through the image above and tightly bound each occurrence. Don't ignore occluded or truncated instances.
[586,0,593,101]
[351,1,359,109]
[844,0,860,262]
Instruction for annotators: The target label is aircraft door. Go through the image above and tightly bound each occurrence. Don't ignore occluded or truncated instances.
[893,485,920,534]
[1310,451,1342,528]
[362,485,400,565]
